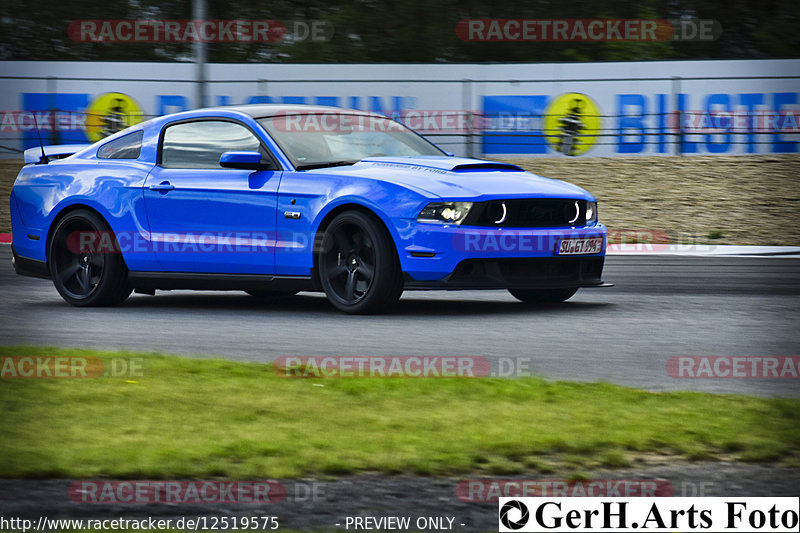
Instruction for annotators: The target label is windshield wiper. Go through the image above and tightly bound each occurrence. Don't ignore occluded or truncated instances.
[295,160,359,171]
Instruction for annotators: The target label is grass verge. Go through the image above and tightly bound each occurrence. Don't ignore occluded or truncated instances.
[1,345,798,479]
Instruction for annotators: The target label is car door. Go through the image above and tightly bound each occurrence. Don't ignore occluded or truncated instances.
[143,118,282,274]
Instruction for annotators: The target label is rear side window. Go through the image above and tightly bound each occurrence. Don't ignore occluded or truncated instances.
[160,120,263,169]
[97,130,143,159]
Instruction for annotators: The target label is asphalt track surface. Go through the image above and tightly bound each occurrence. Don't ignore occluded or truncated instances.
[1,246,798,397]
[3,463,800,528]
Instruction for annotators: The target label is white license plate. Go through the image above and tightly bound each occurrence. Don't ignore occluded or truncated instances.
[556,237,603,255]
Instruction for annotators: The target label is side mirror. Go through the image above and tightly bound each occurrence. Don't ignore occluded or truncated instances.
[220,151,271,170]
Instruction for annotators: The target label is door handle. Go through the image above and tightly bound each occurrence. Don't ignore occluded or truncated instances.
[149,181,175,191]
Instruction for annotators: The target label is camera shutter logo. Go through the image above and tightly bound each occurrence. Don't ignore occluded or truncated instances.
[500,499,530,530]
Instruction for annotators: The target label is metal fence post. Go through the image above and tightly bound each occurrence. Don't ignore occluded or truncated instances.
[672,76,682,156]
[462,78,473,158]
[193,0,207,109]
[47,76,59,145]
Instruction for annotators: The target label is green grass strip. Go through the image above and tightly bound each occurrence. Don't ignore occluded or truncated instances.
[1,346,798,479]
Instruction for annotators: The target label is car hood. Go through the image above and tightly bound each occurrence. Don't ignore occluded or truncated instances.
[312,156,594,200]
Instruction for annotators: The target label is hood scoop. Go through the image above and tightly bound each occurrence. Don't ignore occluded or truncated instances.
[450,162,523,173]
[361,156,525,174]
[362,156,525,173]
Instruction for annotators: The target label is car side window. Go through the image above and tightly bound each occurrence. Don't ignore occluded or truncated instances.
[160,120,268,169]
[97,130,143,159]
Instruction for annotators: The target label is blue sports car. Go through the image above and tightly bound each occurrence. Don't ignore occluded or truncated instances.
[11,104,609,314]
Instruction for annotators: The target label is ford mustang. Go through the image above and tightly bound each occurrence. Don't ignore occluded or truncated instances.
[10,104,609,314]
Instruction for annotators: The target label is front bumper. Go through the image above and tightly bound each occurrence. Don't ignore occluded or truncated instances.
[398,222,608,288]
[404,256,606,290]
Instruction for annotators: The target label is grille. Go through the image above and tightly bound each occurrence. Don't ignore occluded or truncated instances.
[447,257,605,288]
[464,199,587,228]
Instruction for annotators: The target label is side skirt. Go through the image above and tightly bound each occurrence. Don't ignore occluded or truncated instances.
[128,271,317,292]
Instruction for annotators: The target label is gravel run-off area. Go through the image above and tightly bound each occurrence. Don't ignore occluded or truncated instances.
[1,155,799,245]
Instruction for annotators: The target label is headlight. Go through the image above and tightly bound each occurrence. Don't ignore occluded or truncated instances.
[417,202,473,225]
[585,201,598,225]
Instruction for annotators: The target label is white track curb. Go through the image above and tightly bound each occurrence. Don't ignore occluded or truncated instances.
[607,244,800,257]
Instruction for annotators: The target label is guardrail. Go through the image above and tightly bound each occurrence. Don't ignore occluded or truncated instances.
[2,109,796,157]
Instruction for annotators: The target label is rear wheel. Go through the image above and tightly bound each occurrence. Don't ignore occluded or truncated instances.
[318,211,403,314]
[508,287,578,304]
[48,209,131,307]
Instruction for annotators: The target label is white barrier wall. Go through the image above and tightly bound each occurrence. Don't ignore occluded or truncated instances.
[1,59,798,157]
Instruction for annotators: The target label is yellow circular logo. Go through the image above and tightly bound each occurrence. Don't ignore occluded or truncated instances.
[543,93,602,156]
[84,92,144,142]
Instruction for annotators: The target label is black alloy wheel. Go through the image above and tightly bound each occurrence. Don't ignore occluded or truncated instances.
[48,209,132,306]
[318,211,403,314]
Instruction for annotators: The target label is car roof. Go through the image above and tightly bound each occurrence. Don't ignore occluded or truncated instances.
[199,104,382,119]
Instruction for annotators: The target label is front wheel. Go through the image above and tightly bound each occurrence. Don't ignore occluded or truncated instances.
[48,209,132,307]
[318,211,403,314]
[508,287,578,304]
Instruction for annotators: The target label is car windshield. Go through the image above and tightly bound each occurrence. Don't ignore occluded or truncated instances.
[258,112,445,170]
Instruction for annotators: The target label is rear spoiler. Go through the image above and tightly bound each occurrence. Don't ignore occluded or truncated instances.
[23,144,92,164]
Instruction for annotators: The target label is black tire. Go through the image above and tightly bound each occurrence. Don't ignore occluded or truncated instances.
[317,210,403,314]
[47,209,132,307]
[245,290,299,298]
[508,287,578,304]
